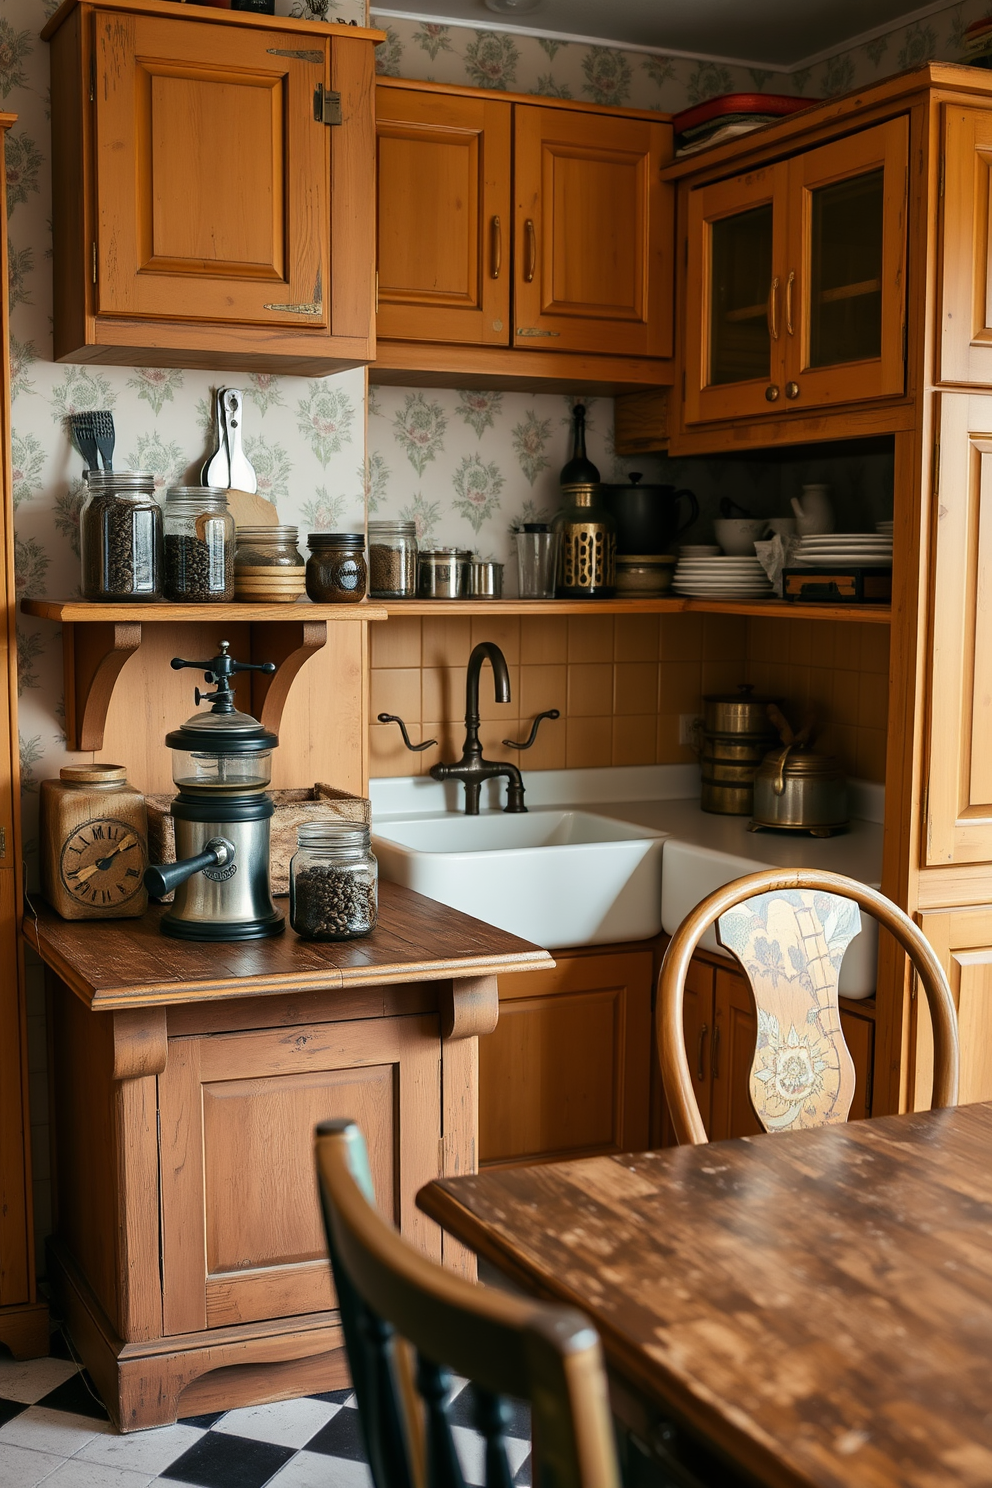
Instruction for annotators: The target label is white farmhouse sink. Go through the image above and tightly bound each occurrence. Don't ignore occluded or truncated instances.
[372,810,665,950]
[661,840,878,999]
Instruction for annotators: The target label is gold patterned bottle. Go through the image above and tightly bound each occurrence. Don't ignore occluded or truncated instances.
[552,482,616,598]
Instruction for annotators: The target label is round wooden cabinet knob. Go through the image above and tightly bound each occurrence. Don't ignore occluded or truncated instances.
[765,384,780,402]
[785,381,800,399]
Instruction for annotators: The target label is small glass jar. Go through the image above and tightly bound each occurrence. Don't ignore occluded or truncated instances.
[368,520,418,598]
[80,471,163,602]
[163,487,235,602]
[306,533,368,604]
[552,482,617,599]
[234,525,306,603]
[290,822,378,941]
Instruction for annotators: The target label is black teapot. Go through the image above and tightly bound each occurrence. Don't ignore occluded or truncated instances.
[603,473,699,555]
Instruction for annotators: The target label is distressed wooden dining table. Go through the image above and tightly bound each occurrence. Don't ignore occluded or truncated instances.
[418,1101,992,1488]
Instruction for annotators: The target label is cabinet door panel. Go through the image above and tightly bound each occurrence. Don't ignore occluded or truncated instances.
[786,117,907,406]
[375,87,510,345]
[95,12,328,329]
[513,106,671,357]
[709,969,763,1143]
[684,164,789,423]
[939,106,992,385]
[926,393,992,866]
[916,908,992,1110]
[160,1015,441,1335]
[481,950,652,1165]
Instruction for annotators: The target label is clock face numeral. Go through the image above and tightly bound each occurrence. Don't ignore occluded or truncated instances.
[59,818,147,906]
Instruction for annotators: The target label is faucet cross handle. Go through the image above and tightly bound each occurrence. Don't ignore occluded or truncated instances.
[503,709,560,751]
[378,713,437,753]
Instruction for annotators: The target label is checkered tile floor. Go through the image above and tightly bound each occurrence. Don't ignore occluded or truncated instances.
[0,1330,532,1488]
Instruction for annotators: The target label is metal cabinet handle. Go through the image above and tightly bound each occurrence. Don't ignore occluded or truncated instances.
[767,275,780,340]
[524,218,536,283]
[712,1024,721,1080]
[696,1023,708,1082]
[786,269,795,336]
[785,381,800,400]
[491,216,501,279]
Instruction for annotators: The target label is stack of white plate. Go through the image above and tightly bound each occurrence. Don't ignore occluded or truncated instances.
[672,555,774,598]
[795,532,893,567]
[876,520,893,536]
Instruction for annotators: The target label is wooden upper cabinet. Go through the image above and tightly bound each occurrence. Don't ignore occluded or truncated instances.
[375,87,511,345]
[915,907,992,1111]
[784,118,907,408]
[684,163,788,423]
[939,105,992,385]
[512,105,671,357]
[683,116,908,424]
[45,0,378,373]
[924,393,992,868]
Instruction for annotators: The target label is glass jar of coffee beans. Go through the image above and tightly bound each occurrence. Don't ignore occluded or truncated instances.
[305,533,368,604]
[80,471,164,602]
[234,525,306,603]
[289,822,378,941]
[368,520,418,598]
[162,488,235,602]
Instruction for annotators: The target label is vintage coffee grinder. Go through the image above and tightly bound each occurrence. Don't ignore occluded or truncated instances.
[143,640,284,939]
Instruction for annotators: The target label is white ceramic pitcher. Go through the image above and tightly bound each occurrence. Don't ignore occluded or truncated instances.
[790,483,835,536]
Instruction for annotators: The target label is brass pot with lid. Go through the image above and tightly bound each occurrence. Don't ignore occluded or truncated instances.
[750,745,849,836]
[700,684,781,816]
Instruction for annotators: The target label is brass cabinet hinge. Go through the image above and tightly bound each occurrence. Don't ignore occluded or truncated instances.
[92,242,97,284]
[516,327,560,337]
[89,55,95,103]
[313,84,342,125]
[938,153,945,198]
[0,826,6,859]
[268,47,324,62]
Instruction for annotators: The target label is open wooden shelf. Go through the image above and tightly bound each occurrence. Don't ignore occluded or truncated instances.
[380,597,891,623]
[20,597,386,753]
[21,599,388,623]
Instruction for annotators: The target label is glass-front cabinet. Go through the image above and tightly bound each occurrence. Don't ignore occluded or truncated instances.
[684,117,908,424]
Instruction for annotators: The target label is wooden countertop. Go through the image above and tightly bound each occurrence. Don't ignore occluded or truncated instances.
[24,880,552,1010]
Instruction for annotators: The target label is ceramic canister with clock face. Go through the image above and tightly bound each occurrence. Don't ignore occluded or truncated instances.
[40,764,148,920]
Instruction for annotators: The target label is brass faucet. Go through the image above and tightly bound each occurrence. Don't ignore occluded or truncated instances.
[429,642,527,814]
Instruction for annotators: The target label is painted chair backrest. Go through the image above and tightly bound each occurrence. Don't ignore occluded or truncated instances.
[658,868,960,1145]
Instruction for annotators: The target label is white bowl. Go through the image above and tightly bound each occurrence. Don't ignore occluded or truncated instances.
[714,518,768,556]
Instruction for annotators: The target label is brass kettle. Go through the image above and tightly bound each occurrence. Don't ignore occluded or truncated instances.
[749,706,849,837]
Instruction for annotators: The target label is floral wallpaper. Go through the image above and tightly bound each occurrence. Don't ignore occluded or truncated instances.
[372,0,990,109]
[367,385,667,585]
[6,0,367,853]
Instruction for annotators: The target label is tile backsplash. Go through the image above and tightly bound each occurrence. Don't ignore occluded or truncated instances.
[369,612,889,783]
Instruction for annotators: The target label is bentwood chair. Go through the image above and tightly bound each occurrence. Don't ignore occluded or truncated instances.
[659,868,960,1145]
[314,1118,621,1488]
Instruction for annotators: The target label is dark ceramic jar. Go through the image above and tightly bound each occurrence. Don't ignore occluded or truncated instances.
[305,533,368,604]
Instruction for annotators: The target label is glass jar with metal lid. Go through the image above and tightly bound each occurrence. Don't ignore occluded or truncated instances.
[163,487,235,602]
[80,470,163,601]
[305,533,368,604]
[234,525,306,603]
[290,821,378,940]
[418,547,471,599]
[368,520,418,598]
[552,482,616,598]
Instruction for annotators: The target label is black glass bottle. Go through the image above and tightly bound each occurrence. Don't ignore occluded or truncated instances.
[560,404,600,486]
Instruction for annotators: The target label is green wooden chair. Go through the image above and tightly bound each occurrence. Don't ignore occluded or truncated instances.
[314,1118,620,1488]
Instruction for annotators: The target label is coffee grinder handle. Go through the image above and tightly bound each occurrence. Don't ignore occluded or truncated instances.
[144,838,235,900]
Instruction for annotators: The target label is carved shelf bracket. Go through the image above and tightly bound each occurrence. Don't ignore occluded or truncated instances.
[63,621,143,752]
[249,620,328,736]
[442,973,499,1041]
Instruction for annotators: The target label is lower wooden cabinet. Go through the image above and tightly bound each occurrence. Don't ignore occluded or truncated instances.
[662,953,875,1143]
[916,906,992,1108]
[480,948,653,1166]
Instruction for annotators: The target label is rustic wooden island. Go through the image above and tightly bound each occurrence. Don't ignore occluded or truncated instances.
[25,882,550,1431]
